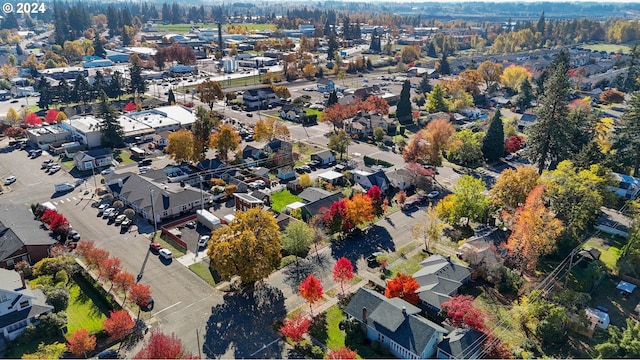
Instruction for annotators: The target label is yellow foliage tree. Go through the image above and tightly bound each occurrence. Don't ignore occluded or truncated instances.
[346,193,375,227]
[302,64,318,78]
[490,166,540,212]
[207,207,282,283]
[412,204,445,251]
[209,124,241,162]
[299,173,312,188]
[500,65,532,92]
[595,117,615,154]
[6,107,21,127]
[0,63,17,80]
[166,129,195,163]
[55,111,68,124]
[477,61,503,88]
[254,117,290,142]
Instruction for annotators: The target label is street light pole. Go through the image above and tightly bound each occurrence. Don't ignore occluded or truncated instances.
[199,175,204,211]
[137,186,157,282]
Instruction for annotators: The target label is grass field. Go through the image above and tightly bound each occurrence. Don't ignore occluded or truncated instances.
[66,281,110,335]
[304,108,323,122]
[270,189,302,213]
[114,149,136,165]
[156,23,276,33]
[189,261,218,286]
[581,43,633,54]
[388,250,429,277]
[583,234,626,271]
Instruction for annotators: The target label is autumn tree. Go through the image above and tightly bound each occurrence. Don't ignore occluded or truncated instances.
[328,130,351,160]
[324,199,352,234]
[254,117,290,142]
[299,173,312,188]
[490,166,539,212]
[477,61,503,89]
[332,257,354,295]
[209,124,240,162]
[322,104,347,132]
[482,110,505,162]
[506,185,564,272]
[196,80,224,110]
[167,129,196,163]
[67,328,96,357]
[447,129,484,166]
[24,113,43,127]
[385,273,419,305]
[440,295,488,333]
[426,84,449,113]
[208,208,281,283]
[98,257,122,291]
[113,271,135,304]
[279,314,311,343]
[439,175,489,224]
[84,247,110,271]
[600,89,625,104]
[299,274,323,315]
[282,220,314,260]
[527,50,573,173]
[6,107,21,127]
[134,331,196,359]
[4,126,25,139]
[103,309,135,341]
[362,95,390,115]
[346,193,375,227]
[129,283,152,315]
[500,64,532,92]
[413,204,445,252]
[327,347,358,359]
[505,135,524,154]
[45,109,60,124]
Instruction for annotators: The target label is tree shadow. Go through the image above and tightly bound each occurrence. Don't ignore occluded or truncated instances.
[203,282,286,359]
[330,225,396,272]
[282,258,316,292]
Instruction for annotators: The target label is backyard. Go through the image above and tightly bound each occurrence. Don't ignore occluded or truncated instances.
[270,189,303,213]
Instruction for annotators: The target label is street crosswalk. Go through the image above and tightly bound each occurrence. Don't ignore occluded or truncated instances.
[50,197,78,205]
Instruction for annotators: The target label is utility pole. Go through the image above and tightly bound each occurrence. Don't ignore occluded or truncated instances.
[137,186,157,282]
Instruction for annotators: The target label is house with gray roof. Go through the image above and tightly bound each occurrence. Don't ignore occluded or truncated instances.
[436,328,484,359]
[0,269,53,344]
[344,288,448,359]
[351,169,391,193]
[301,192,343,221]
[73,148,113,171]
[299,187,333,203]
[0,204,56,269]
[413,254,471,313]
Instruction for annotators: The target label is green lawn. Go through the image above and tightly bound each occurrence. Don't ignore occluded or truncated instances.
[305,108,323,122]
[188,261,218,286]
[114,149,135,165]
[66,281,110,335]
[584,235,626,271]
[581,43,632,54]
[388,250,429,277]
[270,189,303,213]
[151,231,187,257]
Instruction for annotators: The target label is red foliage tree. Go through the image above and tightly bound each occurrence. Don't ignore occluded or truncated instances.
[279,314,311,343]
[134,331,197,359]
[48,213,69,233]
[299,274,323,315]
[504,136,523,154]
[3,126,26,139]
[23,112,42,127]
[85,248,110,271]
[67,328,96,357]
[321,104,347,132]
[99,257,122,290]
[385,273,420,305]
[113,271,135,303]
[75,240,96,260]
[45,109,59,123]
[332,257,355,295]
[123,101,136,112]
[40,209,59,224]
[324,199,352,234]
[367,185,383,216]
[129,283,152,309]
[362,95,390,115]
[103,309,135,341]
[327,346,358,359]
[440,295,488,333]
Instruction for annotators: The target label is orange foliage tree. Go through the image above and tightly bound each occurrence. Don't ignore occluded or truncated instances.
[327,346,358,359]
[385,273,420,304]
[299,274,323,315]
[345,193,375,227]
[505,185,564,272]
[66,328,96,357]
[103,310,135,341]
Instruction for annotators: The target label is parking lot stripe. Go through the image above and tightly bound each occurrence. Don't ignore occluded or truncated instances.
[72,197,77,201]
[59,200,64,203]
[154,301,182,316]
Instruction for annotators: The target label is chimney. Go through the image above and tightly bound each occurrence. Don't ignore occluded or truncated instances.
[446,256,451,263]
[19,271,26,289]
[402,306,407,316]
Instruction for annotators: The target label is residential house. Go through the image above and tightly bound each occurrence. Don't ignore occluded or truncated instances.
[0,204,56,269]
[489,96,510,107]
[242,87,278,110]
[0,269,54,343]
[299,187,333,203]
[351,169,391,193]
[278,166,296,181]
[608,172,640,200]
[517,113,538,131]
[316,78,335,93]
[386,168,412,191]
[280,106,305,122]
[344,112,395,138]
[250,190,271,206]
[344,288,449,359]
[318,170,344,186]
[104,172,211,223]
[301,192,344,221]
[413,254,472,313]
[154,131,171,148]
[310,150,335,166]
[457,225,508,271]
[436,328,484,359]
[234,193,264,212]
[73,148,114,171]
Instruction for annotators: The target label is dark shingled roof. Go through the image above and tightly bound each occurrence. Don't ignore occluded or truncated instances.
[437,328,484,359]
[344,288,447,356]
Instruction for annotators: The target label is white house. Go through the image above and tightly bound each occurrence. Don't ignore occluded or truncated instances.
[585,307,610,329]
[351,169,390,193]
[344,288,448,359]
[0,269,53,341]
[73,148,114,171]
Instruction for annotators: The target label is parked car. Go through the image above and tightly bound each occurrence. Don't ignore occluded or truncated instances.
[138,159,152,166]
[505,154,514,161]
[4,176,16,185]
[96,349,119,359]
[97,203,109,214]
[48,165,61,174]
[367,252,384,266]
[300,165,312,173]
[254,179,266,189]
[41,159,54,169]
[198,235,210,248]
[108,210,120,220]
[114,214,127,225]
[308,160,320,169]
[121,218,132,229]
[159,248,173,260]
[101,168,114,175]
[150,242,161,252]
[427,191,440,199]
[69,229,80,241]
[186,221,196,228]
[102,208,116,218]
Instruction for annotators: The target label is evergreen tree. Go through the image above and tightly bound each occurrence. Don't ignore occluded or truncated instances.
[72,74,91,104]
[92,71,108,101]
[419,73,432,94]
[612,91,640,175]
[192,106,217,159]
[427,42,437,58]
[107,71,124,100]
[98,91,124,148]
[396,80,413,124]
[515,78,534,111]
[327,90,338,107]
[370,28,381,53]
[482,109,505,162]
[56,78,71,105]
[623,45,640,93]
[15,44,23,56]
[438,53,451,75]
[94,37,106,59]
[323,19,332,36]
[128,64,147,95]
[167,89,176,105]
[327,33,338,61]
[527,50,573,173]
[37,78,53,109]
[1,12,19,30]
[536,11,546,34]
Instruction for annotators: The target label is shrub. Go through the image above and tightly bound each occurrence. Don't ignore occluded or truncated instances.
[294,339,324,359]
[364,155,393,168]
[279,255,297,269]
[54,269,68,285]
[42,286,70,312]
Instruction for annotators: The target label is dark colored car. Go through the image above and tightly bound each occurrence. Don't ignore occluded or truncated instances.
[97,350,119,359]
[366,252,384,266]
[138,159,152,166]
